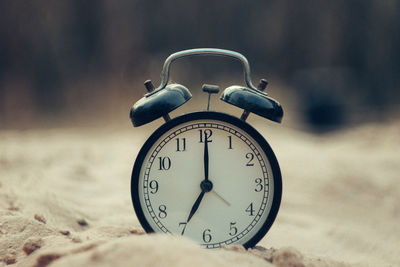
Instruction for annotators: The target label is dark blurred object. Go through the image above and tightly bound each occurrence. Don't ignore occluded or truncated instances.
[0,0,399,128]
[292,68,354,132]
[303,91,345,132]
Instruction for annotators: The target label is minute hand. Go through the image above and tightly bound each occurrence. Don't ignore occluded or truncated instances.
[204,138,209,181]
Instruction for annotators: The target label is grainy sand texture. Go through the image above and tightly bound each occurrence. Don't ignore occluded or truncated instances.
[1,121,399,266]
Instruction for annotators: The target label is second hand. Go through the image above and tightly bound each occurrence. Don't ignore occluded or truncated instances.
[212,190,231,206]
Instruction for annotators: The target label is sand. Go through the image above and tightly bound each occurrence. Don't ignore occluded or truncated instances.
[0,121,399,266]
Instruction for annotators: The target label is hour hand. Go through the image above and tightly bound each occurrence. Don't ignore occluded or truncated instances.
[186,191,205,223]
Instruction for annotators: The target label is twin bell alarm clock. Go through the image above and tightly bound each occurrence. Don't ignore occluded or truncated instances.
[129,48,283,249]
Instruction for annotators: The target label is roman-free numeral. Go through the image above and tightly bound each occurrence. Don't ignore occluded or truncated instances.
[176,138,186,152]
[255,178,263,192]
[229,222,237,236]
[246,152,254,166]
[158,157,171,170]
[149,180,158,194]
[158,205,167,218]
[179,222,187,235]
[199,129,213,143]
[202,229,212,243]
[245,203,255,216]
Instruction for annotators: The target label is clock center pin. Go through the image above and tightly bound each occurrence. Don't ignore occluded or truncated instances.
[200,180,213,192]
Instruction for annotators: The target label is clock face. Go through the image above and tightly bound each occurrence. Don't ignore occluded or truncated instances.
[131,111,281,248]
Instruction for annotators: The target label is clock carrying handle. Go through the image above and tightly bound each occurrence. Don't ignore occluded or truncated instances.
[146,48,260,97]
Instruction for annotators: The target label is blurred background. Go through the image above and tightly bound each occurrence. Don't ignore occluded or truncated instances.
[0,0,399,131]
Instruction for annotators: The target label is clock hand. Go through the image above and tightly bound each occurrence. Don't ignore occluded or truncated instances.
[204,138,209,181]
[186,179,213,224]
[212,190,231,206]
[186,190,205,223]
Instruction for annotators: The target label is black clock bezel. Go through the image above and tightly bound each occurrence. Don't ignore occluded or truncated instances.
[131,111,282,249]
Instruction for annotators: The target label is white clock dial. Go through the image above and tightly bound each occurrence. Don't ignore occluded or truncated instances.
[131,112,281,248]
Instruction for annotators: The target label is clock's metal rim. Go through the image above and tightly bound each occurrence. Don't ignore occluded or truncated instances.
[131,111,282,249]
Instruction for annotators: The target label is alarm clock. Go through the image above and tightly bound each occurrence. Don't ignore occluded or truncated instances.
[130,48,283,249]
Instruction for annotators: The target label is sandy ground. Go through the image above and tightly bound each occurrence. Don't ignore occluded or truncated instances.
[0,120,399,266]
